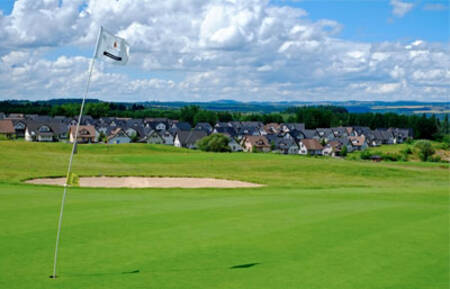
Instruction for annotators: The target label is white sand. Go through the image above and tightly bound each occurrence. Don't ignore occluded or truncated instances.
[25,176,263,188]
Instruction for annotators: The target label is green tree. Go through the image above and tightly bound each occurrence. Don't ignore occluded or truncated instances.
[196,134,231,152]
[414,140,435,161]
[180,105,200,124]
[217,111,233,122]
[193,110,218,126]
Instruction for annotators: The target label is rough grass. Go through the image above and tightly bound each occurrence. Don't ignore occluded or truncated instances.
[0,141,448,289]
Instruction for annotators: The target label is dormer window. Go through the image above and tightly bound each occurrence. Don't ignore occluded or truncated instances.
[39,125,50,132]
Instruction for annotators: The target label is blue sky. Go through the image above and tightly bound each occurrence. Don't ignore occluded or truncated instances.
[0,0,448,102]
[274,0,448,42]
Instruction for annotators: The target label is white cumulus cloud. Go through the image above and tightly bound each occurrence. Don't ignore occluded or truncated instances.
[0,0,448,102]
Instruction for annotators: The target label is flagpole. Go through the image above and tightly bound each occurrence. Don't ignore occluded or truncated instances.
[50,27,102,279]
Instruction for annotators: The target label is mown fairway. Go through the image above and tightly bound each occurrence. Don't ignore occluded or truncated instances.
[0,142,448,289]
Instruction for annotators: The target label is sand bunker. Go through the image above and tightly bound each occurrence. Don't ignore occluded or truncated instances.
[25,176,263,188]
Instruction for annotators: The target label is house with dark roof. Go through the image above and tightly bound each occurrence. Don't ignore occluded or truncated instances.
[316,128,335,142]
[213,126,237,137]
[280,123,305,133]
[236,126,262,139]
[272,137,299,154]
[25,121,67,142]
[172,122,192,131]
[139,130,165,144]
[174,131,207,149]
[194,122,213,134]
[298,139,323,155]
[11,119,27,137]
[331,127,348,138]
[389,128,412,144]
[241,121,263,128]
[300,129,319,140]
[145,120,168,131]
[159,130,175,145]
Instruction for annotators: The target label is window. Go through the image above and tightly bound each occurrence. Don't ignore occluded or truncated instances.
[39,126,50,132]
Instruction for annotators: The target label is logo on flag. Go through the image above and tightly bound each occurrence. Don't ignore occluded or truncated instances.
[95,27,130,65]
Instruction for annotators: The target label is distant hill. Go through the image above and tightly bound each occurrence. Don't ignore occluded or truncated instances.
[1,98,448,116]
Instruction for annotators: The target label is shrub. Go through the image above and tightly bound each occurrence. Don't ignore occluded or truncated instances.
[414,140,435,161]
[360,150,373,160]
[340,145,348,157]
[402,147,412,155]
[438,142,449,150]
[381,153,400,162]
[429,155,442,163]
[196,133,231,152]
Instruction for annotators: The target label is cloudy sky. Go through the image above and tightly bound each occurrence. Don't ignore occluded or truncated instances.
[0,0,448,102]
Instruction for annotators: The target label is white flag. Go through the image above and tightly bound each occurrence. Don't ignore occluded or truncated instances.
[95,27,130,65]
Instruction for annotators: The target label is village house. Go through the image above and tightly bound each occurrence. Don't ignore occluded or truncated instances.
[171,122,192,131]
[140,130,164,144]
[280,123,305,133]
[25,121,67,142]
[213,126,237,137]
[298,139,324,156]
[389,128,412,144]
[194,122,213,134]
[275,138,299,154]
[263,123,281,134]
[0,119,15,139]
[349,136,368,151]
[159,130,175,145]
[69,125,98,143]
[174,130,207,149]
[323,140,342,157]
[107,128,131,144]
[316,128,335,142]
[241,135,271,153]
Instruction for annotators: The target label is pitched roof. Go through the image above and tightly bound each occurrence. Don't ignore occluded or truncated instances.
[300,129,318,139]
[300,139,323,150]
[69,125,96,138]
[194,122,213,132]
[173,122,192,131]
[26,121,67,135]
[0,120,15,134]
[107,127,129,140]
[264,123,281,134]
[281,123,305,131]
[349,136,366,146]
[243,135,270,148]
[176,130,207,146]
[327,140,342,151]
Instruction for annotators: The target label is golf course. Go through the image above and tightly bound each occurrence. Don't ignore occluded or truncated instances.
[0,141,448,289]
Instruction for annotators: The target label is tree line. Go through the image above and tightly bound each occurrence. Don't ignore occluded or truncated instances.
[0,101,447,140]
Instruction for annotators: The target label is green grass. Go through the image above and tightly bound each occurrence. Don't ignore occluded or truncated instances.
[0,141,448,289]
[347,140,450,163]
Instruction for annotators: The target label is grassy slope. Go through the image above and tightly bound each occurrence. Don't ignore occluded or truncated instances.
[347,141,450,162]
[0,141,448,289]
